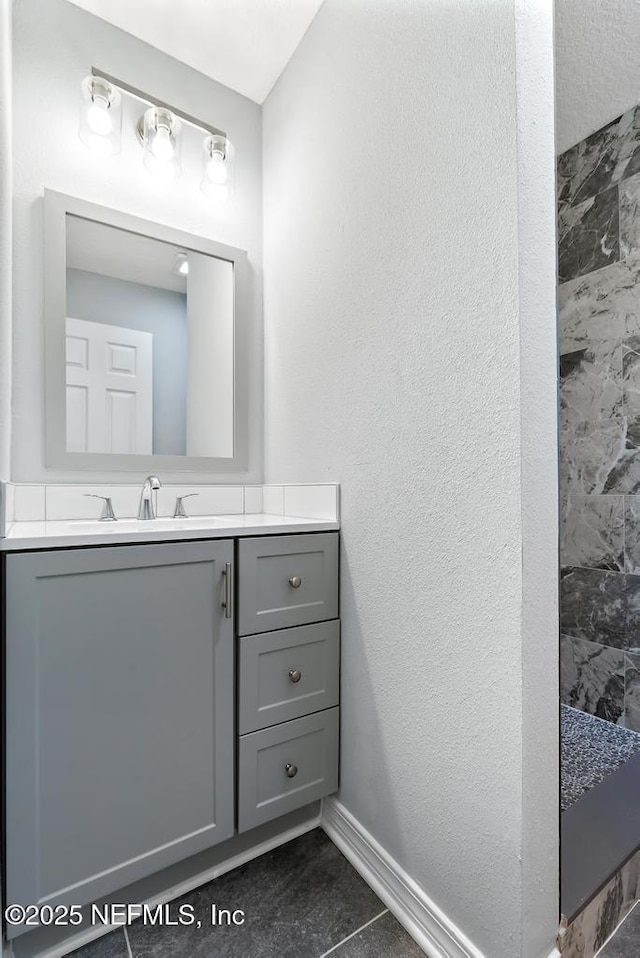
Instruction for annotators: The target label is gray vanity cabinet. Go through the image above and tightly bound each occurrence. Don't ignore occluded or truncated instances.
[236,533,340,832]
[4,540,234,933]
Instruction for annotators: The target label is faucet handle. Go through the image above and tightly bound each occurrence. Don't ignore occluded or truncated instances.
[84,494,117,522]
[173,493,198,518]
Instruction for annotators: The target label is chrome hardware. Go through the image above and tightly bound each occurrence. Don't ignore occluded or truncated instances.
[83,494,117,521]
[288,669,302,683]
[288,575,302,589]
[173,493,198,518]
[285,763,298,779]
[222,561,233,619]
[137,475,162,520]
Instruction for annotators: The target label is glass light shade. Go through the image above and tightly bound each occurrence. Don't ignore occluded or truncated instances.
[172,252,189,276]
[142,107,182,182]
[79,76,122,156]
[201,135,235,201]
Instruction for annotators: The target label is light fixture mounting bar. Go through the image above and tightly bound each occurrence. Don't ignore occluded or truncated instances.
[91,67,226,139]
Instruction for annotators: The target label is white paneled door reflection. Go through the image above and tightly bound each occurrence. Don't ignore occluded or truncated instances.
[65,317,153,454]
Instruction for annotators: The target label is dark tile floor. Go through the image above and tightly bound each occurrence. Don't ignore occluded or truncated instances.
[599,901,640,957]
[68,830,424,958]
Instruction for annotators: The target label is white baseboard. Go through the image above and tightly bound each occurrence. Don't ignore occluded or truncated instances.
[321,797,485,958]
[7,802,560,958]
[27,814,321,958]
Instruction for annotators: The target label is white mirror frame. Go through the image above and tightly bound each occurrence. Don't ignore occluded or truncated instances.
[44,190,249,474]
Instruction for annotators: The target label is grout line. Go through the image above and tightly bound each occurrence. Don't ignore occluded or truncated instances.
[123,925,134,958]
[319,909,389,957]
[618,181,622,263]
[594,898,640,956]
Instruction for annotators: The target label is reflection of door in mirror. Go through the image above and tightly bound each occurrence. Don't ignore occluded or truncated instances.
[64,215,234,459]
[65,318,153,455]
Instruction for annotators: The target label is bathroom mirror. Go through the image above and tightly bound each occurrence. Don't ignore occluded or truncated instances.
[44,190,248,472]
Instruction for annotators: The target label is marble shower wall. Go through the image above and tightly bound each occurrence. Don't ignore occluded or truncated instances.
[559,105,640,730]
[558,845,640,957]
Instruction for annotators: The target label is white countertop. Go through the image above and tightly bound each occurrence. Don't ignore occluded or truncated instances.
[0,514,339,551]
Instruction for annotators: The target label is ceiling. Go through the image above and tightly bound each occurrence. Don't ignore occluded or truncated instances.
[66,0,324,104]
[67,217,188,293]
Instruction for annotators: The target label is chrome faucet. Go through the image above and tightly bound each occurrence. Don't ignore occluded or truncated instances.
[138,475,162,520]
[84,494,117,521]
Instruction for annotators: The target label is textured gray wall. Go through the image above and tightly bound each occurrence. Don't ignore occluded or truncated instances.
[263,0,559,955]
[0,0,11,480]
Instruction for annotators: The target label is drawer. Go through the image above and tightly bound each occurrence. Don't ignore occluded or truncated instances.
[237,708,339,832]
[237,533,339,636]
[238,621,340,733]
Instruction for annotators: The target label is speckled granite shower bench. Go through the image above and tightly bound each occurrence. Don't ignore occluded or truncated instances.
[561,705,640,811]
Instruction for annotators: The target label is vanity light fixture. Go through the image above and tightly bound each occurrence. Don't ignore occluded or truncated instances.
[78,69,234,201]
[78,76,122,156]
[139,107,182,182]
[201,134,235,203]
[172,251,189,276]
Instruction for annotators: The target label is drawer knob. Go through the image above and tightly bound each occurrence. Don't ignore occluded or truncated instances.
[285,763,298,778]
[289,575,302,589]
[289,669,302,683]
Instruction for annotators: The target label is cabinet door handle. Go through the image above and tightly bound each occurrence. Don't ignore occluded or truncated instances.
[289,575,302,589]
[288,669,302,683]
[285,763,298,778]
[222,562,233,619]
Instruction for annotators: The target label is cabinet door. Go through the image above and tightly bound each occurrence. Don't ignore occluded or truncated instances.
[5,540,234,934]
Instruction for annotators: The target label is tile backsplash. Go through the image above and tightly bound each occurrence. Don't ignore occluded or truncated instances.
[2,483,339,525]
[283,485,339,521]
[44,486,141,522]
[243,486,264,514]
[261,485,341,521]
[262,485,285,515]
[14,484,46,522]
[155,486,244,518]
